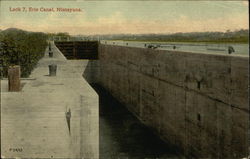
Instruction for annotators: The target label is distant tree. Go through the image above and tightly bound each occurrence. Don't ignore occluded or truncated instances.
[56,32,70,37]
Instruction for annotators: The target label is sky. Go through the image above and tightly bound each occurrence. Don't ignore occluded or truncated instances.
[0,0,249,35]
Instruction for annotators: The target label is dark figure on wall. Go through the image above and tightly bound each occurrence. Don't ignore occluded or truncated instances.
[66,108,71,134]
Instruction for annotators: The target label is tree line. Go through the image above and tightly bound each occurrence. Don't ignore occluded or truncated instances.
[79,29,249,43]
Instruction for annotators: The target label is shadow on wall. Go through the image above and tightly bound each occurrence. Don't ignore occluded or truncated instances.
[82,60,100,84]
[82,59,184,158]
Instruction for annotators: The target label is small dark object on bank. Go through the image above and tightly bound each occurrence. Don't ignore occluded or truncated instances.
[228,46,235,54]
[147,44,158,49]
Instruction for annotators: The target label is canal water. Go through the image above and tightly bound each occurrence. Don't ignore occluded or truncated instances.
[92,84,183,159]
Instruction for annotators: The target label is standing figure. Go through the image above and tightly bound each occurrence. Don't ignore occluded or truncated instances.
[228,46,235,54]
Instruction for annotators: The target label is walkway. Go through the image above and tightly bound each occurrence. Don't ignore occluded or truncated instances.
[1,42,99,158]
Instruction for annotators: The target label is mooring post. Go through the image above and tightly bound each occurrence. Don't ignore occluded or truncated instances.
[48,64,57,76]
[49,42,51,51]
[49,51,53,57]
[8,65,21,92]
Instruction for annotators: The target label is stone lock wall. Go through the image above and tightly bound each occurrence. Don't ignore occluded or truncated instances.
[84,44,249,158]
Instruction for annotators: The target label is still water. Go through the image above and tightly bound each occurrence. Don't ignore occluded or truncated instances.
[92,84,183,159]
[101,40,249,56]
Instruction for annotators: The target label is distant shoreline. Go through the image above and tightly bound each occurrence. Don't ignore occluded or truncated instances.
[111,39,249,44]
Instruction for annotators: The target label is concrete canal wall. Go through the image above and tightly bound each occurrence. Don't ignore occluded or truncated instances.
[84,44,249,158]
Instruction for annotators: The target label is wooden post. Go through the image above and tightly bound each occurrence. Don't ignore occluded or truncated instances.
[8,65,20,92]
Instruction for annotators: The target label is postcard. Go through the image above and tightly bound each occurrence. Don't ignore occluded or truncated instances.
[0,0,249,159]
